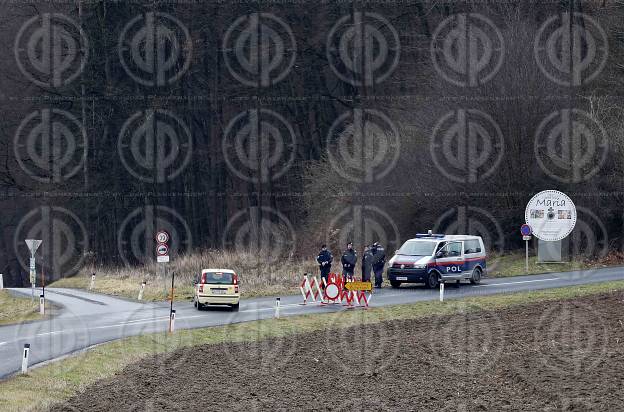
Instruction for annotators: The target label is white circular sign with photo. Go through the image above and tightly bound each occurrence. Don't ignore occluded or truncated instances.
[525,190,576,241]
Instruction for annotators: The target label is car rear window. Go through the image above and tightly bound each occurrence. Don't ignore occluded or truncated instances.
[202,272,234,284]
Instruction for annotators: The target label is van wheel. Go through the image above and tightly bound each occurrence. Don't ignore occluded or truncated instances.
[426,272,439,289]
[470,268,482,285]
[196,301,203,311]
[231,303,240,311]
[390,280,401,288]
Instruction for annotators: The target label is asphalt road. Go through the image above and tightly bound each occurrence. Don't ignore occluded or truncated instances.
[1,266,624,380]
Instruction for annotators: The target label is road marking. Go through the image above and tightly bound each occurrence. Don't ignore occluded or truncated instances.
[478,278,559,287]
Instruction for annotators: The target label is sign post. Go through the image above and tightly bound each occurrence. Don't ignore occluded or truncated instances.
[156,230,175,333]
[25,240,42,301]
[520,224,532,274]
[525,190,576,263]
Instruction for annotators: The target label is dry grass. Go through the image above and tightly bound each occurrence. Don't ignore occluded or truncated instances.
[52,250,319,302]
[50,250,624,302]
[0,290,55,326]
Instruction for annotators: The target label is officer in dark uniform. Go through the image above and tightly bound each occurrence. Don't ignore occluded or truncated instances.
[340,242,357,281]
[316,244,333,287]
[371,242,386,288]
[361,245,373,282]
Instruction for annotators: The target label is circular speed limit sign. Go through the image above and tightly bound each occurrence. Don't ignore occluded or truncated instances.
[156,231,169,244]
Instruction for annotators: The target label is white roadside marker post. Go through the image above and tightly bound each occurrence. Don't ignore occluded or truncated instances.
[439,281,445,302]
[169,310,176,334]
[0,273,3,289]
[89,273,96,290]
[21,344,30,374]
[39,294,45,315]
[275,297,281,319]
[138,281,146,300]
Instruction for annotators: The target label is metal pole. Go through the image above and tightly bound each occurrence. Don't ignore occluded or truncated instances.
[525,240,529,274]
[168,269,175,333]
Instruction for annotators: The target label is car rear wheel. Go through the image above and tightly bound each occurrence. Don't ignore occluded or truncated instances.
[196,300,203,311]
[390,280,401,288]
[426,272,439,289]
[470,268,482,285]
[231,302,240,311]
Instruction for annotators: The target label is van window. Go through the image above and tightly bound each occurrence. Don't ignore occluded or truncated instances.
[439,241,462,257]
[464,239,481,254]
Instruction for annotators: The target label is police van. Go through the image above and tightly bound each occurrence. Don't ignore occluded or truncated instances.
[387,232,486,289]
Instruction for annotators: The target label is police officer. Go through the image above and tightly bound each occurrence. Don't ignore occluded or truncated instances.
[361,245,373,282]
[340,242,357,281]
[371,242,386,288]
[316,244,333,287]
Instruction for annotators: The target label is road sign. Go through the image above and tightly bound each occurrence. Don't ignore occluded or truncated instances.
[520,224,532,237]
[156,244,169,256]
[525,190,576,242]
[156,231,169,244]
[344,281,373,292]
[157,255,170,263]
[523,235,532,241]
[25,239,42,255]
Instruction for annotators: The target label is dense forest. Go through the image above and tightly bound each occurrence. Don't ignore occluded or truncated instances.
[1,0,623,286]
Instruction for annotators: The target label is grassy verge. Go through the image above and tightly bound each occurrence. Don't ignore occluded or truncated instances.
[50,250,624,302]
[0,290,55,326]
[2,280,624,411]
[487,252,605,277]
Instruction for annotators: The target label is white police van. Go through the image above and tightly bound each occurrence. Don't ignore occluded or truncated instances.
[387,232,486,288]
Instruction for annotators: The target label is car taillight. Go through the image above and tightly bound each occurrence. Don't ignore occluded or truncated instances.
[235,286,239,293]
[199,284,204,293]
[233,273,238,285]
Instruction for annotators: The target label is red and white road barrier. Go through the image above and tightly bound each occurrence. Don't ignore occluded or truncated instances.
[299,274,323,305]
[300,273,371,308]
